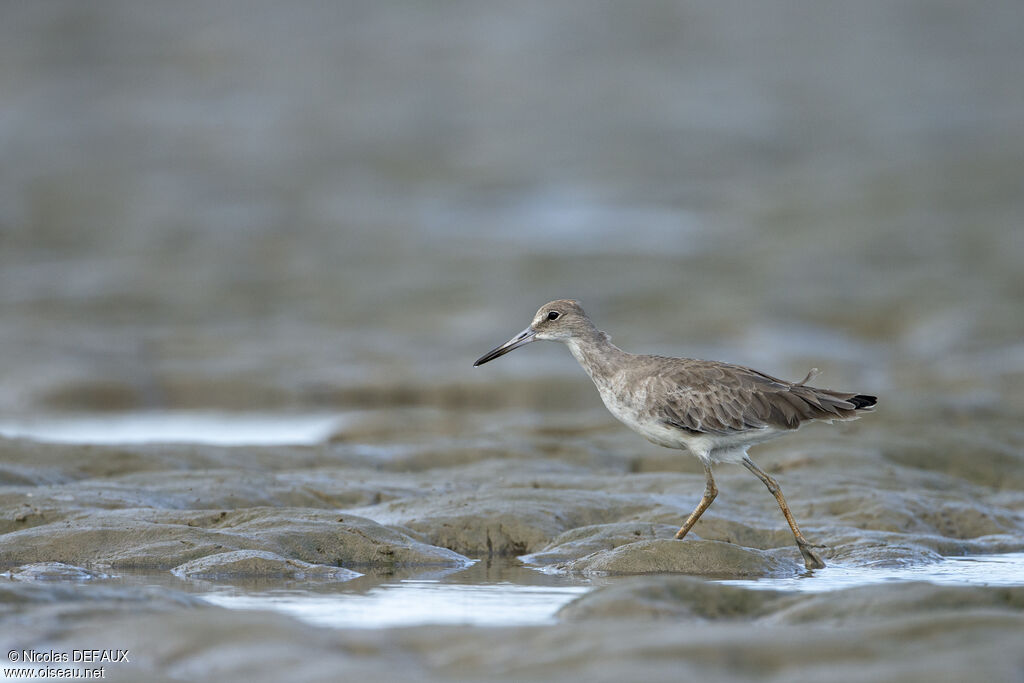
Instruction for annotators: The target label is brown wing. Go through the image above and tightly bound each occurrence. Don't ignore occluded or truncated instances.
[648,359,873,435]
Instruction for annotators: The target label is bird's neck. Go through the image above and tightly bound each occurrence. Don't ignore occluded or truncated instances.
[565,329,628,383]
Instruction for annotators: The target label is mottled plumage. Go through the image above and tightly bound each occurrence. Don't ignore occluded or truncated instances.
[474,299,877,569]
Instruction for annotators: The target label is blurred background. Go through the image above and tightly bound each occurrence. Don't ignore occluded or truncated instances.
[1,0,1022,425]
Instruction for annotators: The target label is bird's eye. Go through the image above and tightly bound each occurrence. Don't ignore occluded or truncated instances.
[547,311,560,320]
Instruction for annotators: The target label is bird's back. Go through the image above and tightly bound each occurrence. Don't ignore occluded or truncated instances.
[603,354,875,440]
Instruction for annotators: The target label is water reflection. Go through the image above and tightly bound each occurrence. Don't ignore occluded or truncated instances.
[204,581,590,628]
[198,561,590,628]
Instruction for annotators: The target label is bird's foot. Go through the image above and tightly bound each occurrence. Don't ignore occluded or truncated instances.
[798,544,826,569]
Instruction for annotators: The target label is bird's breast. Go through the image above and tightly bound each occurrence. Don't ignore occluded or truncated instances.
[592,378,676,444]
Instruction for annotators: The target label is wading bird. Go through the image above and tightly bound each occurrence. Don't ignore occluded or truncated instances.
[474,299,876,569]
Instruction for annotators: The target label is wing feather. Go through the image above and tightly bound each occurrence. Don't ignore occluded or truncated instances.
[647,358,872,436]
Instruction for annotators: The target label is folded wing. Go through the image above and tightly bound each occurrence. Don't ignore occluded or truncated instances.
[651,360,875,435]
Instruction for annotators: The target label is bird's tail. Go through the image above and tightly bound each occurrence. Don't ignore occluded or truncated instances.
[847,394,877,410]
[792,368,876,415]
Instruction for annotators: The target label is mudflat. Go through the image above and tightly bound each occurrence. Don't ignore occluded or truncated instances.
[3,401,1024,681]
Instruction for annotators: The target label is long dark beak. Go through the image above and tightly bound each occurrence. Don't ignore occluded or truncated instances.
[473,327,537,366]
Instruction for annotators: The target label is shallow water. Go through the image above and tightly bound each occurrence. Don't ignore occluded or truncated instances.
[194,562,593,629]
[719,552,1024,593]
[0,412,345,446]
[204,580,590,628]
[8,554,1022,633]
[52,561,595,629]
[200,554,1024,629]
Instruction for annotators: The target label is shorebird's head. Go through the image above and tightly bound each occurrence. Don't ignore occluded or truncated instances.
[473,299,593,366]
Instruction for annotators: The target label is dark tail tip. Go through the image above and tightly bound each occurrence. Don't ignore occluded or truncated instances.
[849,394,877,410]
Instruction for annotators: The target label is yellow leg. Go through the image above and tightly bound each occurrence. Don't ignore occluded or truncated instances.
[675,464,718,540]
[743,456,826,569]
